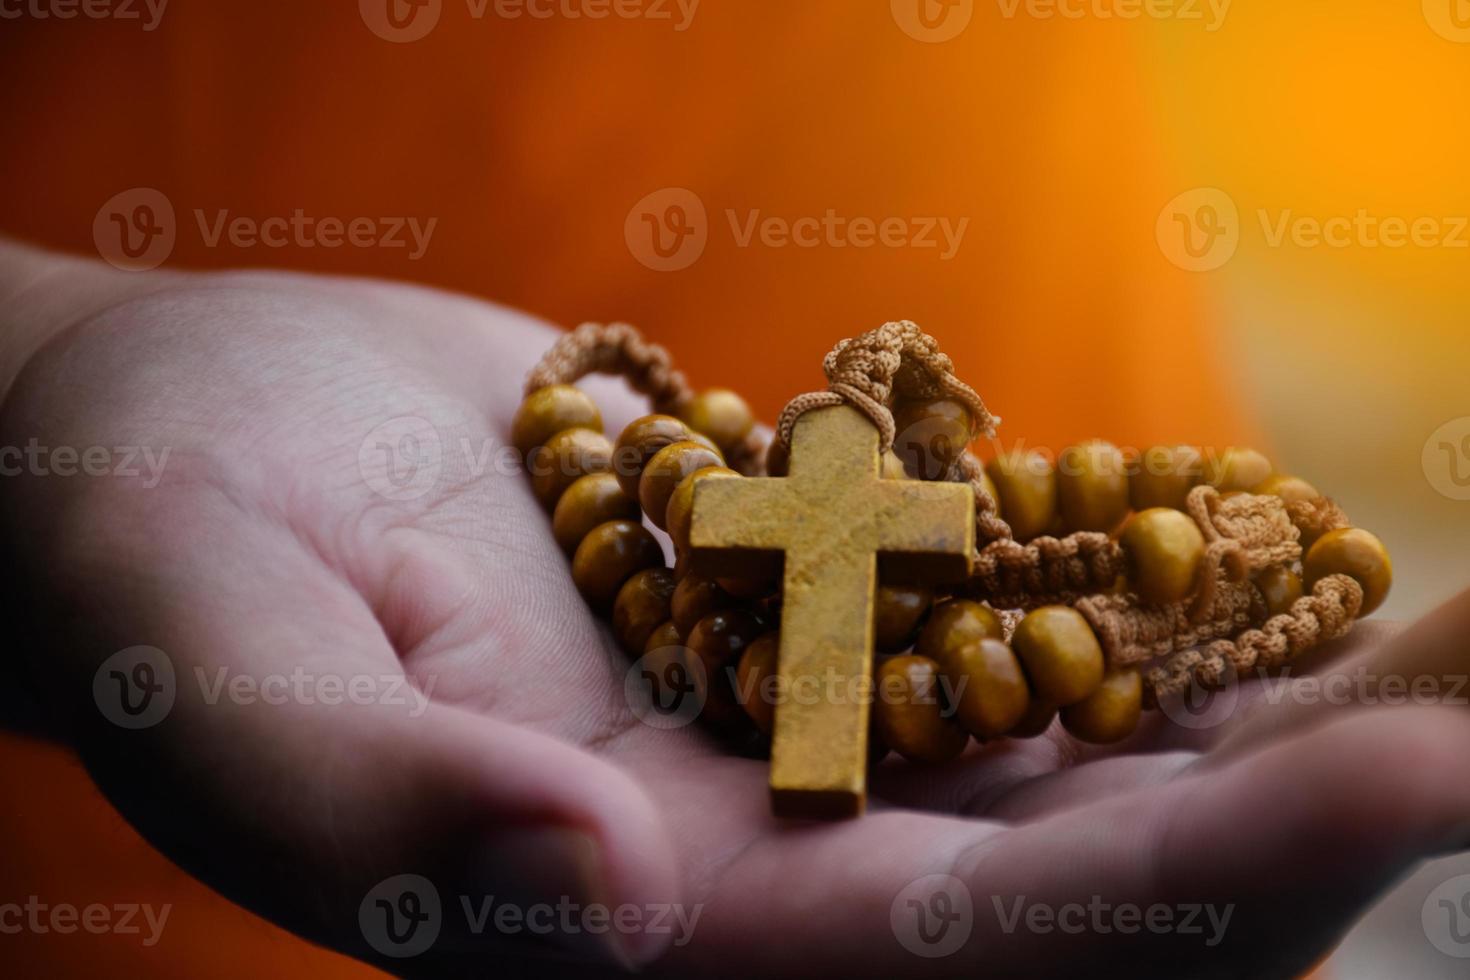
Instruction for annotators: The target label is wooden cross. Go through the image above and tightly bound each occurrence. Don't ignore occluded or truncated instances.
[689,404,975,819]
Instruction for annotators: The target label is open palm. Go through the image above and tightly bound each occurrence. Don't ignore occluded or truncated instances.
[5,262,1469,979]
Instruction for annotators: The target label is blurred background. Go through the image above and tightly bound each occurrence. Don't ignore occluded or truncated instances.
[2,0,1468,975]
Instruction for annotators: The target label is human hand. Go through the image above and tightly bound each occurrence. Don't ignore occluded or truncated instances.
[4,247,1468,978]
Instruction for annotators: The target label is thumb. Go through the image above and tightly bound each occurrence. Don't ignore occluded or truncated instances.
[22,491,679,973]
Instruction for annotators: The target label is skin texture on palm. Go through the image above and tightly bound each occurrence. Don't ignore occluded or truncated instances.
[2,243,1469,979]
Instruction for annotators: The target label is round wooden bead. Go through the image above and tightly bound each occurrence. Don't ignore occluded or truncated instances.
[529,428,614,510]
[881,450,909,480]
[570,520,664,608]
[639,441,725,531]
[874,655,969,764]
[979,468,1003,520]
[892,398,974,479]
[1253,565,1304,618]
[1060,668,1142,744]
[614,414,692,500]
[1011,606,1105,707]
[1058,440,1130,533]
[1205,447,1273,492]
[644,620,683,655]
[552,473,640,555]
[687,609,767,729]
[938,638,1030,740]
[916,599,1004,665]
[512,385,602,459]
[874,585,933,653]
[735,631,780,734]
[1007,698,1058,739]
[716,572,780,601]
[986,450,1057,541]
[1120,507,1206,606]
[680,388,754,453]
[665,465,739,551]
[1304,528,1392,616]
[612,567,677,656]
[1253,473,1320,505]
[671,573,738,637]
[765,437,790,477]
[1129,445,1202,511]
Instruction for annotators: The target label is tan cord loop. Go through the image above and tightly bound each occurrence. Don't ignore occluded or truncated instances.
[1286,496,1351,545]
[524,321,695,416]
[775,320,1000,454]
[1181,485,1302,624]
[1141,574,1363,706]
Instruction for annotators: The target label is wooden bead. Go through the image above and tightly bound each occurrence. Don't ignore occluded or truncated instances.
[512,385,602,458]
[529,428,614,510]
[716,573,780,601]
[1007,698,1058,738]
[680,388,754,452]
[552,473,640,555]
[1120,507,1206,606]
[1205,447,1273,492]
[1060,668,1142,744]
[880,450,909,480]
[639,441,725,531]
[874,585,933,653]
[671,573,737,637]
[1058,440,1130,533]
[765,437,790,477]
[614,414,692,500]
[665,465,739,551]
[892,398,974,479]
[916,599,1004,665]
[938,638,1030,740]
[979,468,1003,520]
[570,520,664,608]
[1253,474,1320,505]
[1011,606,1105,707]
[1129,445,1202,511]
[687,609,767,729]
[735,631,780,734]
[874,655,969,764]
[644,620,683,655]
[1254,565,1304,618]
[1304,528,1392,616]
[986,450,1057,541]
[612,567,677,656]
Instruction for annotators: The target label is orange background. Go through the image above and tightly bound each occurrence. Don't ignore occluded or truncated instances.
[3,0,1469,975]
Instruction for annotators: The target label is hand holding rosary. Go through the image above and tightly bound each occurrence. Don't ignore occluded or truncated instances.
[514,321,1392,819]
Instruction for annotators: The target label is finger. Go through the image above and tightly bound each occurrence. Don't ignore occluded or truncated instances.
[1213,588,1470,763]
[657,706,1470,978]
[8,478,680,972]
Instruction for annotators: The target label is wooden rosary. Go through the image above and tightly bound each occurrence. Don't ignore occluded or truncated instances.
[514,320,1392,819]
